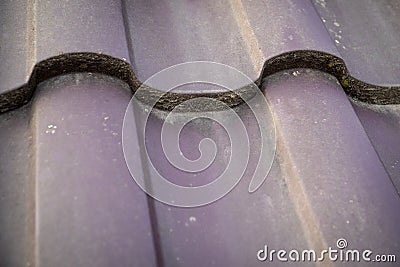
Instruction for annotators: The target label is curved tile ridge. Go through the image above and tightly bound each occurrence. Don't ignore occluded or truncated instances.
[0,50,399,114]
[260,50,400,105]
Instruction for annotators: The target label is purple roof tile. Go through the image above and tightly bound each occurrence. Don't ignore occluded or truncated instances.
[1,1,400,266]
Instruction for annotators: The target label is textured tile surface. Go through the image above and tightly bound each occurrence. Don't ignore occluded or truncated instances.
[263,69,400,260]
[0,0,31,94]
[32,74,156,267]
[1,0,400,266]
[312,0,400,85]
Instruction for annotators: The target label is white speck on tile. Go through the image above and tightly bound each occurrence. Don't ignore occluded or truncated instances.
[46,124,58,134]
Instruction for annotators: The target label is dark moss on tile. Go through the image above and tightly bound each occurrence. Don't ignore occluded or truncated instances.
[1,51,399,114]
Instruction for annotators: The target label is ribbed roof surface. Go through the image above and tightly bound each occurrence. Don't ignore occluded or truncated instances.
[0,1,399,266]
